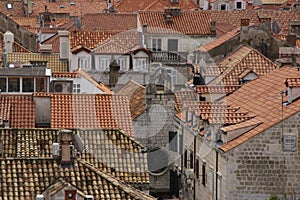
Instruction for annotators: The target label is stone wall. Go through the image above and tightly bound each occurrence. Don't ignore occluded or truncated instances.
[0,12,37,52]
[226,112,300,200]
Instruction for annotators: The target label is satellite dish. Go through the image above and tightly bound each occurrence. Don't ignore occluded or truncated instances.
[73,133,84,153]
[272,21,281,34]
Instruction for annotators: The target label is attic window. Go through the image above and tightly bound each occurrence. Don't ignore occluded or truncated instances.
[69,2,76,5]
[6,3,12,9]
[59,5,65,8]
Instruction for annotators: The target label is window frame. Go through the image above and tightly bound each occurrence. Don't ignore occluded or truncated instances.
[98,57,110,71]
[152,38,162,52]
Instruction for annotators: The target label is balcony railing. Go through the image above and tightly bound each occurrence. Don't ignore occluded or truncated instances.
[151,51,188,63]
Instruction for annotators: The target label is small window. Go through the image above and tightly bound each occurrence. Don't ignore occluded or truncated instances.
[22,78,34,92]
[169,131,178,152]
[152,38,162,51]
[236,1,242,9]
[98,57,110,71]
[6,3,12,9]
[0,78,6,92]
[219,4,227,10]
[135,58,147,71]
[8,78,20,92]
[36,78,47,92]
[73,83,80,94]
[117,57,127,71]
[189,152,194,169]
[79,57,89,70]
[184,150,187,168]
[202,162,206,186]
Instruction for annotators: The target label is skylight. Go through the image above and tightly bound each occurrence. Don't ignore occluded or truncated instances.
[6,3,12,9]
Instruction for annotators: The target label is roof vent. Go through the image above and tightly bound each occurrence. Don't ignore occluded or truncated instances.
[36,194,45,200]
[69,1,76,5]
[59,5,65,8]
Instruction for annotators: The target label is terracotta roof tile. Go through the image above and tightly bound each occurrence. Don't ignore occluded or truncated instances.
[80,13,138,32]
[29,0,107,17]
[7,53,68,72]
[50,94,134,136]
[0,1,25,17]
[220,65,300,152]
[43,31,116,53]
[209,45,279,86]
[0,157,154,199]
[117,80,146,120]
[197,27,240,52]
[285,78,300,87]
[0,128,149,185]
[94,29,141,54]
[174,90,198,111]
[195,85,240,94]
[114,0,198,12]
[0,96,35,128]
[210,10,300,35]
[139,11,215,35]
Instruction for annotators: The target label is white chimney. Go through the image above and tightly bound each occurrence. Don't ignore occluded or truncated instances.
[4,31,14,53]
[58,30,70,60]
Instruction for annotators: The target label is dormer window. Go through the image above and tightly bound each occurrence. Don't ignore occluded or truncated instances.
[218,3,229,10]
[235,1,246,10]
[6,3,12,9]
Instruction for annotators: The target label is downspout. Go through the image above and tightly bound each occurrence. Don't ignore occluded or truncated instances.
[216,151,219,200]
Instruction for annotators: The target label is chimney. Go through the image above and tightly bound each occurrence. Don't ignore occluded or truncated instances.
[210,20,216,33]
[286,78,300,103]
[60,129,74,167]
[39,44,52,54]
[4,31,14,53]
[58,31,70,60]
[290,20,300,35]
[241,18,250,27]
[109,59,120,86]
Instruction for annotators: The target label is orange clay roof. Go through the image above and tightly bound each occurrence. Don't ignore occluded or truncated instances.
[0,128,149,185]
[114,0,198,12]
[138,11,215,35]
[0,1,25,17]
[195,85,240,94]
[197,27,240,52]
[117,80,146,120]
[50,94,134,136]
[220,65,300,152]
[0,96,35,128]
[208,45,279,86]
[29,0,107,17]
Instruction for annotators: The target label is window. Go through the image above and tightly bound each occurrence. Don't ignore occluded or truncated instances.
[184,150,187,168]
[282,135,297,152]
[202,162,206,186]
[73,83,80,93]
[79,57,89,70]
[6,3,12,9]
[36,78,47,92]
[117,57,127,71]
[235,1,245,9]
[218,4,228,10]
[236,1,242,9]
[169,131,178,152]
[98,57,110,71]
[8,78,20,92]
[0,78,6,92]
[22,78,34,92]
[135,58,147,71]
[152,38,162,51]
[190,152,194,169]
[195,159,199,179]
